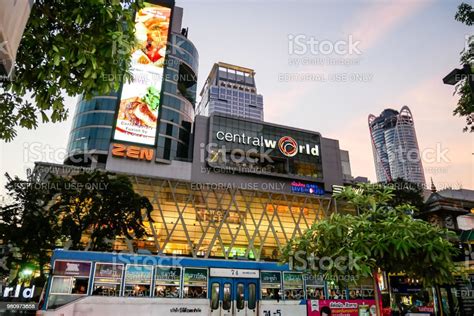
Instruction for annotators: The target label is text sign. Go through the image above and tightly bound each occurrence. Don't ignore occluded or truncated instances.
[210,268,259,278]
[53,260,91,277]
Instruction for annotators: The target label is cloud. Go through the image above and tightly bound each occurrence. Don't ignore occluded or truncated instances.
[345,0,432,51]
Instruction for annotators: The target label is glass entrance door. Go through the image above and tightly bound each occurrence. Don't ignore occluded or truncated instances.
[210,278,258,316]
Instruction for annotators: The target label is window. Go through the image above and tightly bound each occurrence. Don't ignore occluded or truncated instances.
[155,267,181,298]
[183,268,207,298]
[92,263,123,297]
[123,265,153,297]
[236,283,244,310]
[248,283,257,310]
[223,283,232,310]
[283,272,304,300]
[211,283,219,310]
[50,277,72,295]
[261,271,281,300]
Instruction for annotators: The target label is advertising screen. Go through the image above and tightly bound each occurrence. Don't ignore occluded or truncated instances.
[113,1,172,145]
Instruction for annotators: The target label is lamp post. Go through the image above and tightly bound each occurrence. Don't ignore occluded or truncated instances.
[443,64,474,97]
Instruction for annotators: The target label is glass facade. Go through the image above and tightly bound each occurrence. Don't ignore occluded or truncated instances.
[368,106,425,186]
[65,94,118,166]
[155,32,198,161]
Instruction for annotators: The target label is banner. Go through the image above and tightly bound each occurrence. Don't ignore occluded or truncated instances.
[308,299,377,316]
[113,1,172,145]
[53,260,91,277]
[94,263,123,284]
[125,265,153,284]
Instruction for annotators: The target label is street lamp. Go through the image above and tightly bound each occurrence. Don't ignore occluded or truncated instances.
[443,64,474,96]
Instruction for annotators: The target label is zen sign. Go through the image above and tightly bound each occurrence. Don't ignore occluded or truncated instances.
[210,268,259,278]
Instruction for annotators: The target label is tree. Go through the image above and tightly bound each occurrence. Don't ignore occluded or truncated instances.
[281,184,458,316]
[0,0,143,141]
[48,171,153,251]
[0,173,59,285]
[385,178,425,212]
[0,170,153,284]
[453,3,474,132]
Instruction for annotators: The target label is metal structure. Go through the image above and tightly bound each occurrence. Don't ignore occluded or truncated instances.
[34,162,337,261]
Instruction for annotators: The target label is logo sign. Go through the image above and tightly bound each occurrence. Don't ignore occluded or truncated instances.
[291,181,325,195]
[215,131,319,157]
[0,285,35,299]
[113,2,173,145]
[111,143,154,161]
[278,136,298,157]
[53,260,91,277]
[210,268,259,278]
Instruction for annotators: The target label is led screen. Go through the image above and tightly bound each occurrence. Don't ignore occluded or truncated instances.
[113,2,172,145]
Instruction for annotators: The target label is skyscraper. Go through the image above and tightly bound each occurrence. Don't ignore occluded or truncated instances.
[368,106,426,186]
[196,62,264,120]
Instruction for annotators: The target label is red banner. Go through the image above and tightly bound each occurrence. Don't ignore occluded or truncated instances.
[307,299,377,316]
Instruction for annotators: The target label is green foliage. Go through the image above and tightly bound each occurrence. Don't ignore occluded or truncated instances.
[48,171,153,250]
[453,3,474,132]
[385,178,425,212]
[0,173,59,283]
[0,0,144,141]
[0,170,153,282]
[281,184,459,287]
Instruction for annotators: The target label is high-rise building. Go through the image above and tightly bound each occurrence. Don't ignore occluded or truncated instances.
[368,106,425,186]
[64,4,198,167]
[196,62,264,121]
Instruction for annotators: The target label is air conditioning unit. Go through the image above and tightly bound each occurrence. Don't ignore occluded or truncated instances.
[0,0,33,80]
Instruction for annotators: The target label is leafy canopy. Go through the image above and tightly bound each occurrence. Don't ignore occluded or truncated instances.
[0,170,153,282]
[0,0,143,141]
[281,184,459,287]
[453,3,474,132]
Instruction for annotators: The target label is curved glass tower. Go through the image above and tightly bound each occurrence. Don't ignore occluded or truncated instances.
[65,4,198,167]
[368,106,425,186]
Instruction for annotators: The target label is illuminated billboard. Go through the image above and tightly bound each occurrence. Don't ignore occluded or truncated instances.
[113,2,172,145]
[208,115,323,179]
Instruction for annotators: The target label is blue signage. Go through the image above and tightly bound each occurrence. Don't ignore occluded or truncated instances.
[291,181,324,195]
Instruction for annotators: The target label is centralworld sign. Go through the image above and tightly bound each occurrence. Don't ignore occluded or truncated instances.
[215,131,320,157]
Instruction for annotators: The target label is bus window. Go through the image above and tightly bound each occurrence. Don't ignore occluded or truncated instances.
[348,277,375,299]
[261,271,281,300]
[283,272,304,300]
[248,283,256,310]
[123,265,153,297]
[223,283,232,310]
[71,278,88,294]
[155,267,181,298]
[183,268,208,298]
[92,263,123,296]
[236,283,244,310]
[211,283,219,310]
[305,274,325,299]
[50,277,72,295]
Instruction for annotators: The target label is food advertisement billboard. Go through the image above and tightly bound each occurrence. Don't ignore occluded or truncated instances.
[113,1,172,145]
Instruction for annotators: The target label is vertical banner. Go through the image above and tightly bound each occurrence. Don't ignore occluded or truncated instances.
[113,2,172,145]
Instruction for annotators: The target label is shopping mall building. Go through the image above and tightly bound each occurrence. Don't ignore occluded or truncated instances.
[28,0,380,315]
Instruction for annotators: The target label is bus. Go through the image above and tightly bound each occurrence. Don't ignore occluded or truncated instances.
[38,249,378,316]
